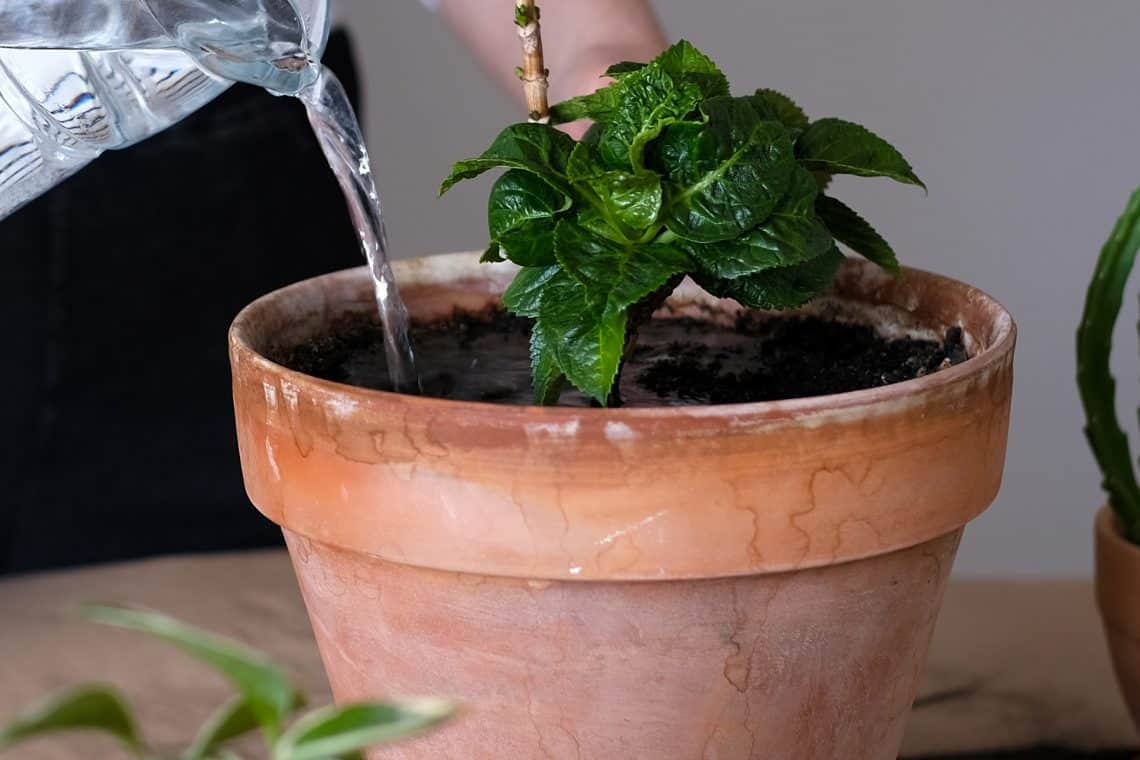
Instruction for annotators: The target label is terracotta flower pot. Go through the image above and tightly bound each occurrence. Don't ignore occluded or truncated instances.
[1095,506,1140,732]
[229,252,1015,759]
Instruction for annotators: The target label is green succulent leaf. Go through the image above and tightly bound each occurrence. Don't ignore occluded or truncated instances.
[699,245,845,310]
[689,167,833,279]
[660,96,797,243]
[746,88,809,131]
[488,169,570,266]
[82,605,296,739]
[567,143,663,234]
[501,265,560,318]
[796,118,925,189]
[550,84,620,124]
[440,124,575,195]
[273,700,453,760]
[0,685,143,755]
[596,40,727,171]
[1077,188,1140,541]
[529,327,565,405]
[815,194,899,273]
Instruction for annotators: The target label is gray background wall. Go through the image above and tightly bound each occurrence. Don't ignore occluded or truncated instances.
[338,0,1140,576]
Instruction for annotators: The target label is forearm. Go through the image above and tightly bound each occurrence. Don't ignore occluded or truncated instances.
[438,0,667,106]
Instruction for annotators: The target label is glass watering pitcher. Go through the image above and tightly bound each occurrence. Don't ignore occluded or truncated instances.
[0,0,329,219]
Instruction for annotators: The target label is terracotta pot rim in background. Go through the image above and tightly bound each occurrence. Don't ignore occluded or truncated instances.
[229,252,1016,581]
[1095,504,1140,733]
[1096,505,1140,633]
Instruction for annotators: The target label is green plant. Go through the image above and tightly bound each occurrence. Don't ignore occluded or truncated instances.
[1078,187,1140,544]
[0,605,451,759]
[441,39,923,405]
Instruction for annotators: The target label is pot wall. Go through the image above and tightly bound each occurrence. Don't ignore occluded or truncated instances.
[287,528,961,759]
[229,253,1016,759]
[1095,506,1140,732]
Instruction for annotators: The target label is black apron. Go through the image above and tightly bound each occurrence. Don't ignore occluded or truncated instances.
[0,31,363,575]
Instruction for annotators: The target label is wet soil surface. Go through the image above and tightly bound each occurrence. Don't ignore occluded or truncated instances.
[279,310,967,407]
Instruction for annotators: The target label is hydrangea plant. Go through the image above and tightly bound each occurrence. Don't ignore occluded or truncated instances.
[442,40,923,406]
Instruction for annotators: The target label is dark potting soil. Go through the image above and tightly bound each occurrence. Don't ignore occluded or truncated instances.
[278,310,967,407]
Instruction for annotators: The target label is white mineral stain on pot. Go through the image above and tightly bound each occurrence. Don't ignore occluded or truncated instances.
[604,421,637,441]
[597,509,669,547]
[324,396,359,418]
[262,381,278,409]
[281,379,301,412]
[525,419,581,438]
[265,438,281,481]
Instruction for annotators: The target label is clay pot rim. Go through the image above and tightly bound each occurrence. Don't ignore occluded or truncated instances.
[230,253,1016,422]
[1095,505,1140,639]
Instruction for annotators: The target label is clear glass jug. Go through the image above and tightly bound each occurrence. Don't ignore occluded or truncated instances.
[0,0,329,219]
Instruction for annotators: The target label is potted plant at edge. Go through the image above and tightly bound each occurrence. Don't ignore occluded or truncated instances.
[226,7,1017,759]
[1078,186,1140,732]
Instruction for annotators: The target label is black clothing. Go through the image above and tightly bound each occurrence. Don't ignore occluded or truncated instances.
[0,32,362,575]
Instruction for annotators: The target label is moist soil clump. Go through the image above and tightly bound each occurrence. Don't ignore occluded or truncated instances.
[278,310,967,408]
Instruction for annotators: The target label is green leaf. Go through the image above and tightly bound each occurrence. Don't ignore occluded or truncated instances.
[82,605,295,739]
[554,220,690,313]
[796,118,925,189]
[273,700,452,760]
[535,271,624,406]
[660,96,797,243]
[550,84,620,124]
[440,124,575,195]
[698,245,845,310]
[0,685,143,755]
[186,691,306,760]
[1077,187,1140,542]
[185,697,261,760]
[529,328,565,405]
[540,222,689,403]
[596,39,727,170]
[689,167,833,279]
[746,88,809,131]
[604,61,646,79]
[567,143,663,234]
[654,39,729,101]
[481,241,505,263]
[580,122,604,148]
[815,194,900,273]
[502,265,560,318]
[488,169,570,266]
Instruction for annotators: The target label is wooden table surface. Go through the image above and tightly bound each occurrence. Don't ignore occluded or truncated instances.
[0,550,1136,759]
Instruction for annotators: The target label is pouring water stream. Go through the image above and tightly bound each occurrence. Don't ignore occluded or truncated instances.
[297,65,418,393]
